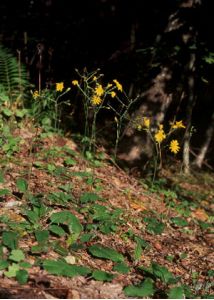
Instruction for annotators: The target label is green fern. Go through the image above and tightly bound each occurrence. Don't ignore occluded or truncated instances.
[0,44,29,105]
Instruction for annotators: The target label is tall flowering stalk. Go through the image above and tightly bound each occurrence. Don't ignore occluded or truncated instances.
[72,69,139,156]
[134,117,186,182]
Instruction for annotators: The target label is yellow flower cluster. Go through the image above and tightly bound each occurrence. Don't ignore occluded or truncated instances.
[91,94,102,106]
[32,90,39,100]
[155,125,166,143]
[111,91,116,98]
[169,140,180,154]
[95,84,104,97]
[113,79,123,92]
[72,80,79,86]
[171,120,185,129]
[143,117,150,128]
[56,82,64,92]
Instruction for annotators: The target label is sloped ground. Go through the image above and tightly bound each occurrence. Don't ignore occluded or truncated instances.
[0,127,213,299]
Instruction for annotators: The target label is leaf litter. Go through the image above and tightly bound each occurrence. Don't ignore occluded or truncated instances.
[0,129,213,298]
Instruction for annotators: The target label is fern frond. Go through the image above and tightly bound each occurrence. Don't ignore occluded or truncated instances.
[0,45,29,103]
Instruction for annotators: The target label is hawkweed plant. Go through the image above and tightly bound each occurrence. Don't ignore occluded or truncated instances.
[31,82,70,131]
[135,117,186,182]
[72,69,139,157]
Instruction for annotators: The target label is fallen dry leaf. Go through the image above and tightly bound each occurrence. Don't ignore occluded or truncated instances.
[192,208,209,221]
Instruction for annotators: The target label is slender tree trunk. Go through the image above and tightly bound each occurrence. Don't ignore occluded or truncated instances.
[183,52,196,174]
[194,111,214,168]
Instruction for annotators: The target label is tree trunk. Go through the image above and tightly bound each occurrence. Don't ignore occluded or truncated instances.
[182,52,196,174]
[194,111,214,168]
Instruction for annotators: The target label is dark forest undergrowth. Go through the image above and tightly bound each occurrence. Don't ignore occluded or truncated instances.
[0,125,213,299]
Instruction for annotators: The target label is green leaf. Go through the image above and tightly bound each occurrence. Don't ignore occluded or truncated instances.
[15,109,28,118]
[168,286,185,299]
[207,270,214,277]
[16,178,28,193]
[144,217,165,235]
[19,261,31,269]
[124,278,154,298]
[151,262,175,284]
[50,211,82,235]
[35,230,49,244]
[92,270,114,282]
[70,171,92,178]
[9,249,25,262]
[43,260,91,277]
[0,171,4,183]
[31,245,48,254]
[134,236,150,249]
[47,164,56,172]
[2,107,13,117]
[80,192,101,203]
[88,244,124,262]
[80,233,93,243]
[113,262,130,274]
[4,263,19,277]
[134,240,142,261]
[16,269,28,284]
[0,259,9,270]
[24,210,39,224]
[2,231,18,250]
[69,265,91,276]
[0,188,10,196]
[171,217,188,227]
[49,225,66,237]
[45,261,71,276]
[64,157,76,166]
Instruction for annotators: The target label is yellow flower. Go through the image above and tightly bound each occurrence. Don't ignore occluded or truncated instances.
[143,117,150,128]
[171,120,185,129]
[32,90,39,99]
[107,83,113,88]
[169,140,180,154]
[72,80,79,86]
[56,82,64,92]
[155,125,166,143]
[111,91,116,98]
[136,124,142,131]
[91,94,102,106]
[113,79,123,92]
[93,76,97,81]
[95,84,104,96]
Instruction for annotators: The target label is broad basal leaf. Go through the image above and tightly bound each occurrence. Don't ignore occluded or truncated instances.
[50,211,82,231]
[92,270,114,282]
[171,217,188,227]
[124,278,154,298]
[9,249,25,262]
[16,178,28,193]
[144,217,165,235]
[151,262,175,284]
[113,262,130,274]
[4,263,19,278]
[49,224,66,237]
[88,244,124,262]
[2,231,18,250]
[16,269,28,284]
[80,192,101,203]
[168,286,185,299]
[0,188,10,196]
[134,240,142,261]
[0,259,9,270]
[43,259,91,277]
[35,230,49,244]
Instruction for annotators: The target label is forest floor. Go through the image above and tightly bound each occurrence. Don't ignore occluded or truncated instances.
[0,126,213,299]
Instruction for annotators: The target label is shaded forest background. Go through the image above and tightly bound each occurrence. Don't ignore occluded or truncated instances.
[0,0,214,170]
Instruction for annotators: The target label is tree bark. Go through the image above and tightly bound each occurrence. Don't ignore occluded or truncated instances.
[183,52,196,174]
[194,111,214,168]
